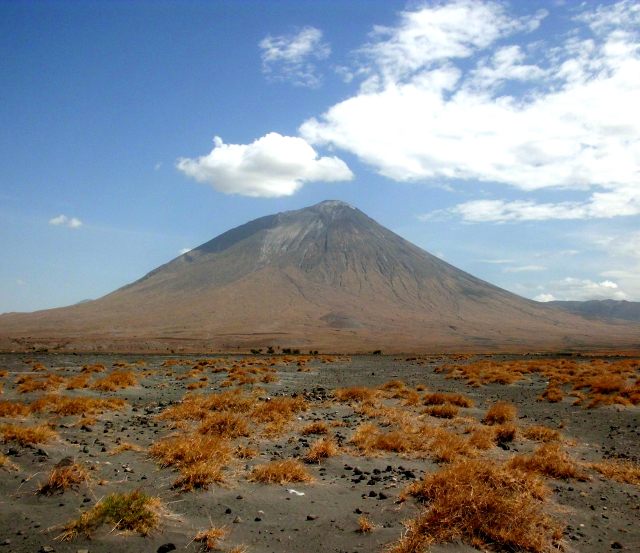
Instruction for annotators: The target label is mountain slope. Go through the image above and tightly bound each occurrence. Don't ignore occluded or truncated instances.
[1,200,638,353]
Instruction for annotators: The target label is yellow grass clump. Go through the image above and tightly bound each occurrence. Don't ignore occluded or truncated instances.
[423,404,458,419]
[91,370,137,391]
[423,392,473,408]
[193,526,228,551]
[394,459,560,553]
[0,400,30,417]
[249,459,313,484]
[301,421,329,435]
[29,394,126,416]
[357,515,375,533]
[482,401,517,425]
[303,437,339,463]
[508,443,589,481]
[59,490,163,540]
[198,412,250,438]
[0,452,17,470]
[1,423,57,445]
[333,386,377,403]
[149,433,232,469]
[590,459,640,487]
[16,374,65,393]
[523,425,561,442]
[172,460,225,491]
[37,461,89,495]
[110,442,144,455]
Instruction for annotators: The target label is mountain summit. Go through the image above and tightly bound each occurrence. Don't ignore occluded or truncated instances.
[1,201,638,352]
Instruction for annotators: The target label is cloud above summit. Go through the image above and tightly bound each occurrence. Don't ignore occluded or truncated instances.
[298,0,640,222]
[259,26,330,88]
[177,133,352,197]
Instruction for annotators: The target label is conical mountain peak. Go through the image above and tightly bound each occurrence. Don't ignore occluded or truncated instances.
[1,201,638,353]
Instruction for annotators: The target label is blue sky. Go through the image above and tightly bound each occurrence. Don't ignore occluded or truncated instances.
[1,0,639,313]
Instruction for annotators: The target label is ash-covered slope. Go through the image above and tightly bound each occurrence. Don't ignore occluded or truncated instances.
[1,201,638,352]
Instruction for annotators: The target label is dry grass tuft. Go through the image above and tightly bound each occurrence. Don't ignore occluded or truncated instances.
[193,526,228,551]
[429,430,475,463]
[65,374,90,390]
[523,425,561,443]
[149,433,232,469]
[251,396,308,434]
[0,400,30,417]
[198,412,250,438]
[509,443,589,481]
[482,401,517,425]
[173,460,225,491]
[540,384,564,403]
[350,424,415,455]
[467,426,495,450]
[38,461,89,495]
[0,452,17,470]
[249,459,313,484]
[91,370,137,391]
[423,404,458,419]
[110,442,144,455]
[58,490,163,540]
[303,437,339,463]
[394,459,560,553]
[333,386,377,403]
[1,423,57,445]
[590,459,640,486]
[30,394,126,416]
[357,515,375,533]
[423,392,473,408]
[301,421,329,435]
[493,423,517,444]
[81,363,106,373]
[16,374,65,394]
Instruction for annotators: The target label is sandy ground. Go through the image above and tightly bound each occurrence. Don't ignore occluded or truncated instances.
[0,353,638,553]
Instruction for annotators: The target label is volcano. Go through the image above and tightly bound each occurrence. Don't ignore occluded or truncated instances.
[1,200,638,353]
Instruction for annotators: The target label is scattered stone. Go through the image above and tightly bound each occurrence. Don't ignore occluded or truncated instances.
[306,514,319,521]
[157,544,176,553]
[38,546,54,553]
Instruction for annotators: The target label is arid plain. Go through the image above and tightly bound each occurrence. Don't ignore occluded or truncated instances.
[0,352,638,553]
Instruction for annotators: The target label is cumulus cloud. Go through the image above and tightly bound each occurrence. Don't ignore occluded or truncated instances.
[179,247,192,255]
[49,214,83,229]
[260,26,330,87]
[298,0,640,221]
[534,278,628,302]
[176,132,353,197]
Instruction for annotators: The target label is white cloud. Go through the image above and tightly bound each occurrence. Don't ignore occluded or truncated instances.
[177,132,353,197]
[179,247,192,255]
[535,277,628,302]
[260,26,330,87]
[299,1,640,221]
[448,186,640,222]
[503,264,546,273]
[587,230,640,299]
[49,214,83,229]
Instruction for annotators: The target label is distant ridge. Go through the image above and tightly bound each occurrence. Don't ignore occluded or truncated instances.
[549,299,640,323]
[1,200,639,353]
